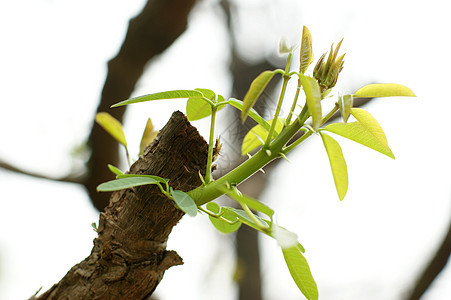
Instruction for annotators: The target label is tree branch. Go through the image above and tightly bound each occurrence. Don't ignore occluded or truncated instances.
[0,159,85,184]
[405,210,451,300]
[33,111,208,299]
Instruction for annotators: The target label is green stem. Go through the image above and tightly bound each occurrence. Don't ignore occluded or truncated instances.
[282,130,313,154]
[285,78,302,127]
[199,207,240,225]
[240,201,268,230]
[125,146,132,167]
[320,102,339,126]
[264,53,293,148]
[190,105,311,206]
[204,106,217,183]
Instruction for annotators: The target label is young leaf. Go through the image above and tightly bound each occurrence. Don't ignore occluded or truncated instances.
[117,174,169,184]
[228,98,270,131]
[186,97,212,121]
[241,70,276,122]
[206,202,241,234]
[282,246,318,300]
[242,118,284,155]
[324,122,395,158]
[299,75,322,131]
[139,118,158,155]
[171,189,198,217]
[354,83,416,98]
[95,112,127,146]
[224,207,268,233]
[96,177,159,192]
[338,94,353,123]
[111,90,203,107]
[320,132,348,201]
[195,88,216,100]
[351,108,391,149]
[299,26,314,74]
[107,164,124,176]
[219,186,274,219]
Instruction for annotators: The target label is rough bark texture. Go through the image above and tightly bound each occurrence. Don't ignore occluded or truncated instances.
[35,111,208,299]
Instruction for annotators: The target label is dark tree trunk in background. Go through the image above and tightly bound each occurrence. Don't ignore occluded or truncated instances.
[86,0,197,211]
[34,112,208,299]
[406,211,451,300]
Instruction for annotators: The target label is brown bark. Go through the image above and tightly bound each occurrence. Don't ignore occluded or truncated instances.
[34,111,208,299]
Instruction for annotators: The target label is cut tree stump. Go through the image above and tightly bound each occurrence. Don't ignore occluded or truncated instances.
[33,111,208,299]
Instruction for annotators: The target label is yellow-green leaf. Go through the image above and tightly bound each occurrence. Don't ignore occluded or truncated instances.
[228,98,270,131]
[139,118,158,155]
[282,246,318,300]
[339,94,353,123]
[242,119,284,155]
[354,83,416,98]
[299,75,322,130]
[241,70,276,122]
[351,108,390,150]
[111,90,203,107]
[207,202,241,234]
[324,122,395,159]
[299,26,313,74]
[95,112,127,146]
[186,97,212,121]
[320,132,348,201]
[195,88,216,101]
[107,164,123,176]
[218,185,274,218]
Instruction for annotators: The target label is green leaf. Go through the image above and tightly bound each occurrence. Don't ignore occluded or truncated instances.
[242,118,284,155]
[228,98,270,131]
[354,83,416,98]
[221,206,306,252]
[282,246,318,300]
[96,177,159,192]
[111,90,203,107]
[107,164,123,176]
[219,186,274,218]
[195,88,216,100]
[299,75,322,130]
[171,189,198,217]
[117,174,169,184]
[95,112,127,146]
[299,26,314,74]
[320,132,348,201]
[224,207,268,233]
[186,97,212,121]
[139,118,158,155]
[206,202,242,234]
[324,122,395,159]
[241,70,276,122]
[351,108,391,149]
[338,94,353,123]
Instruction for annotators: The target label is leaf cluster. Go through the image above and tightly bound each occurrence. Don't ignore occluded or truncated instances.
[94,26,415,300]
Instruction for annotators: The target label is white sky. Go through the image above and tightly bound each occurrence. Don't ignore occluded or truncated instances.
[1,0,451,299]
